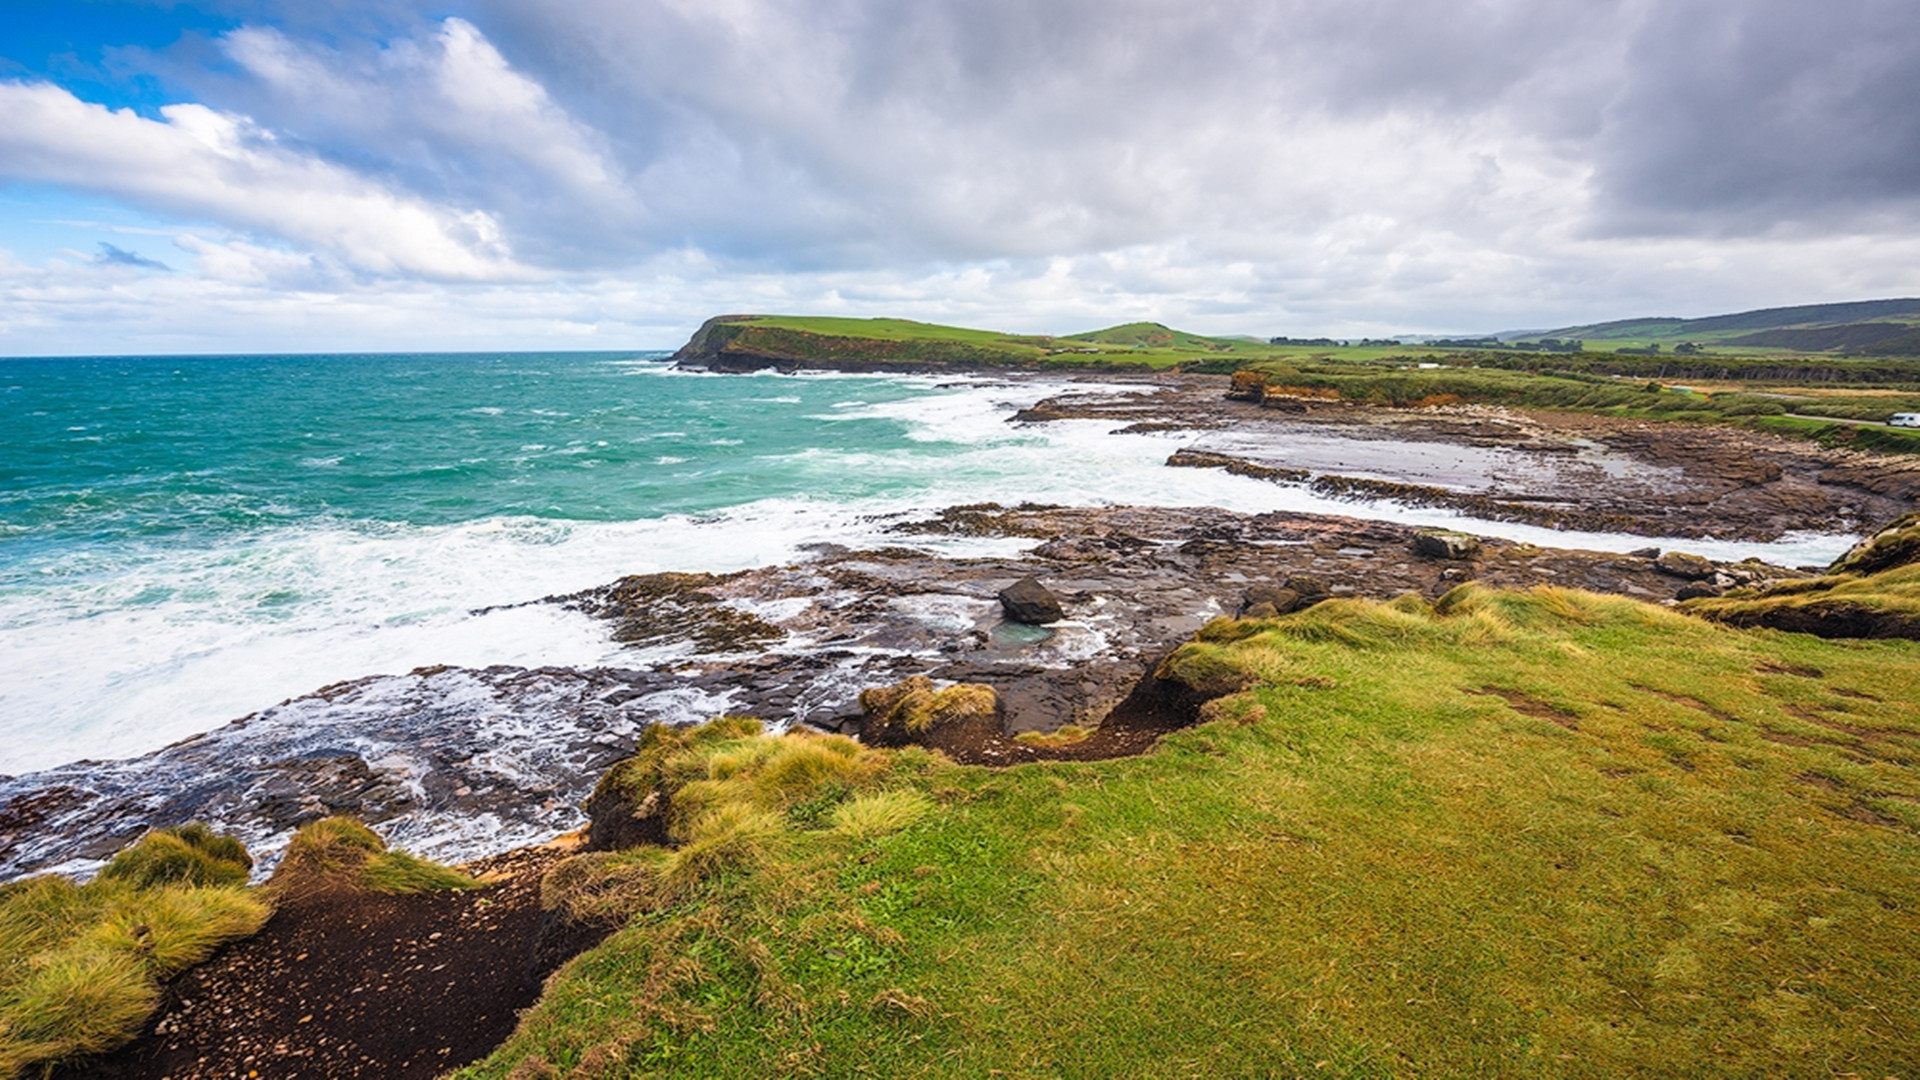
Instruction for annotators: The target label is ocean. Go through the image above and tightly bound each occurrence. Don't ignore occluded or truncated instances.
[0,351,1857,777]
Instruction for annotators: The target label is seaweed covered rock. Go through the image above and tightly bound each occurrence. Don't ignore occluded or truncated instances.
[999,576,1065,624]
[1238,576,1330,618]
[858,675,1000,745]
[1226,369,1269,401]
[1830,512,1920,575]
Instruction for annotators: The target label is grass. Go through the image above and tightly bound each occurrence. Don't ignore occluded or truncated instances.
[271,816,481,895]
[0,826,271,1077]
[858,676,998,737]
[462,584,1920,1078]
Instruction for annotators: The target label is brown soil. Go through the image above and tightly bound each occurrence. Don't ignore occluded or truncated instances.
[59,845,598,1080]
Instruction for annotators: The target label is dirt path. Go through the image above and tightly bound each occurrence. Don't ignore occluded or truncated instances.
[61,846,595,1080]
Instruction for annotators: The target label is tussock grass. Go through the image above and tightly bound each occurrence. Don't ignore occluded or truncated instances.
[95,822,252,889]
[0,827,270,1077]
[271,816,478,895]
[831,790,934,840]
[859,676,999,737]
[465,587,1920,1079]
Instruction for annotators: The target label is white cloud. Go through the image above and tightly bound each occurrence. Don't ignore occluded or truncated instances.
[5,1,1920,354]
[0,81,528,280]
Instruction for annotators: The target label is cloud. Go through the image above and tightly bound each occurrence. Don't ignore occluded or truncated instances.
[0,80,528,279]
[5,0,1920,354]
[1590,0,1920,233]
[92,242,170,270]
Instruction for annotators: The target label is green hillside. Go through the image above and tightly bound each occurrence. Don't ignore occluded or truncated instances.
[1524,298,1920,353]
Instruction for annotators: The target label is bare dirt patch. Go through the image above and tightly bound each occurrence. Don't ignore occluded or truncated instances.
[1466,686,1581,730]
[59,846,599,1080]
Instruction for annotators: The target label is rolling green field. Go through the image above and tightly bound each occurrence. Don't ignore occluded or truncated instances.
[467,586,1920,1079]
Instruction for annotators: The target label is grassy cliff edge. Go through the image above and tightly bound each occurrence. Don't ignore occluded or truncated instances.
[467,583,1920,1078]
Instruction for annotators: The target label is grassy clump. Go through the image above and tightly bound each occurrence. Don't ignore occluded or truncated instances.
[0,827,271,1076]
[270,816,479,895]
[858,676,999,738]
[95,822,253,889]
[463,584,1920,1077]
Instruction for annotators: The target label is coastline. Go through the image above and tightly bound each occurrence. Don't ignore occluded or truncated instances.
[7,361,1913,881]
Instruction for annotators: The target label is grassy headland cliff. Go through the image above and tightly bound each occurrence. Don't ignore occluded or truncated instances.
[671,314,1285,372]
[674,312,1920,453]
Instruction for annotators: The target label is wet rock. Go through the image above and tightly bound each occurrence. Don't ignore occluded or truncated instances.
[1414,529,1482,560]
[999,576,1066,624]
[1240,586,1299,618]
[1655,551,1717,580]
[0,500,1809,882]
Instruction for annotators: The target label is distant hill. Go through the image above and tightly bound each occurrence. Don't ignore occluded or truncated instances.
[670,315,1265,372]
[1532,298,1920,352]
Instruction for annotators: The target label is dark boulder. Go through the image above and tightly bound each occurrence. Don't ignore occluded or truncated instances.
[999,576,1065,624]
[1413,529,1481,560]
[1284,576,1331,605]
[1239,586,1298,618]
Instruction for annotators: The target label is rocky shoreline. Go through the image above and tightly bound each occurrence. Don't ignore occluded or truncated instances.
[5,371,1915,884]
[0,502,1815,883]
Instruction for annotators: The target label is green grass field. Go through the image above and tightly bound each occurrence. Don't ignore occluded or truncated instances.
[466,586,1920,1079]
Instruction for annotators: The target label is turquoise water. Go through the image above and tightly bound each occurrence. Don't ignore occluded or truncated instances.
[2,351,948,545]
[0,352,1859,774]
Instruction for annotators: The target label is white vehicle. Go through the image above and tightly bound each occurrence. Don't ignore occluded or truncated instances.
[1892,413,1920,428]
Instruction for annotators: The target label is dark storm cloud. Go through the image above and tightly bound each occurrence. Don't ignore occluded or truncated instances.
[1593,0,1920,233]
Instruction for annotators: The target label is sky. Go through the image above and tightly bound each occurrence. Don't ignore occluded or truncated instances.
[2,0,1918,354]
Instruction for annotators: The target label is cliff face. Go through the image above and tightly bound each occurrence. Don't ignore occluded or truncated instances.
[671,315,1075,372]
[669,314,765,369]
